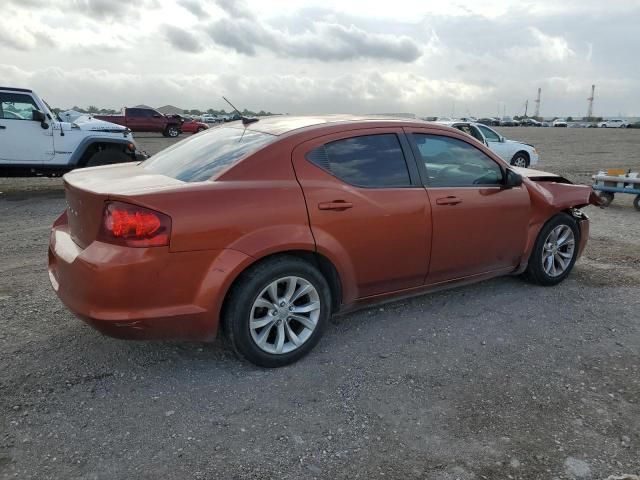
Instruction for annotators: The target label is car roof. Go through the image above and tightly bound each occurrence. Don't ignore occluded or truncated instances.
[0,86,33,93]
[235,114,451,136]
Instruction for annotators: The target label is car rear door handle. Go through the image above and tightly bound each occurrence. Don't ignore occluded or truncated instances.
[318,200,353,211]
[0,125,6,129]
[435,196,462,206]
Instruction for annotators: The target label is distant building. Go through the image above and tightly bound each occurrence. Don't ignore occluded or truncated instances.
[157,105,185,115]
[132,104,154,110]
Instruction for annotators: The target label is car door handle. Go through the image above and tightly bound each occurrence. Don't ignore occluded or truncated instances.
[318,200,353,211]
[435,196,462,206]
[0,125,6,129]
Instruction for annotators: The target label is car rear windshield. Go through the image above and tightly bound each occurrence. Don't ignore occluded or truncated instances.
[142,127,276,182]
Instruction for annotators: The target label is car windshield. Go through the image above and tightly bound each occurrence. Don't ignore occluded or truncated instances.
[142,126,276,182]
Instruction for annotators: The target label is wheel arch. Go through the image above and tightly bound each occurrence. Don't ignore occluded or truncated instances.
[70,137,135,167]
[218,249,343,335]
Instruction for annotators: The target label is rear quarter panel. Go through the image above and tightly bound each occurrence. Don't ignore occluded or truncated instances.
[120,141,316,257]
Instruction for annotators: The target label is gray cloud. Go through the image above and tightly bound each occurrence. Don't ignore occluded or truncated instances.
[70,0,140,21]
[214,0,254,19]
[208,17,421,62]
[0,30,31,51]
[163,25,204,53]
[178,0,210,19]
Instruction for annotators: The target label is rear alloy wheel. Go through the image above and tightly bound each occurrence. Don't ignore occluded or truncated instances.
[524,213,579,286]
[511,153,529,168]
[224,256,331,367]
[165,126,180,137]
[634,195,640,211]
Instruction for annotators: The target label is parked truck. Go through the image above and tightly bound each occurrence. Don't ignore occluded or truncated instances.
[94,107,184,137]
[0,86,146,177]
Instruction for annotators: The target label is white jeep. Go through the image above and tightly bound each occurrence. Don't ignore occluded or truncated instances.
[0,87,146,177]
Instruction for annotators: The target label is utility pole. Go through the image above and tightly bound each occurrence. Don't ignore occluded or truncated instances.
[534,88,541,118]
[587,85,595,119]
[524,100,528,117]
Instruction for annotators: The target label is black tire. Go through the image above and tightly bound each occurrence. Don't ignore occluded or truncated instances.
[196,127,205,133]
[223,256,331,367]
[85,149,132,167]
[510,152,529,168]
[165,126,180,137]
[524,213,580,286]
[634,195,640,211]
[598,192,614,207]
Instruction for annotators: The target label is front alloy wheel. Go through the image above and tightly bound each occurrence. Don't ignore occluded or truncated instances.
[524,213,580,286]
[541,225,575,277]
[511,154,529,168]
[249,276,320,355]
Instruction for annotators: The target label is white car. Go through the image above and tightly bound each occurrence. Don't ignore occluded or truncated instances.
[436,121,539,168]
[0,86,145,177]
[552,119,568,127]
[599,119,628,128]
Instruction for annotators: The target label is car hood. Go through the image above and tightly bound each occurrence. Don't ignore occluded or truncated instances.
[72,115,129,133]
[505,139,534,149]
[514,167,601,209]
[512,167,561,179]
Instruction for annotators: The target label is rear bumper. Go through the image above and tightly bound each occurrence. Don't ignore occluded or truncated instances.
[48,222,252,341]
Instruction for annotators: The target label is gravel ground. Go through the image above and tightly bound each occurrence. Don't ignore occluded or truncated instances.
[1,127,639,479]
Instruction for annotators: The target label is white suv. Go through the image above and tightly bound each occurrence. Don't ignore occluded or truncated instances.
[0,86,145,177]
[599,119,628,128]
[435,121,539,168]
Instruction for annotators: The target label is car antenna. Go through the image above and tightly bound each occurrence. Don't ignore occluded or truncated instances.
[222,96,258,125]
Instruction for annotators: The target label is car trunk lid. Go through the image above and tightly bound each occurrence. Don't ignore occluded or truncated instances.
[63,163,184,248]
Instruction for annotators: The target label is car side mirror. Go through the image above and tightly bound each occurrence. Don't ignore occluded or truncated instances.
[499,135,505,143]
[504,169,523,188]
[32,109,49,129]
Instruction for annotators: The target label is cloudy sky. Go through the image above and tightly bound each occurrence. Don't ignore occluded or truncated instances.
[2,0,639,117]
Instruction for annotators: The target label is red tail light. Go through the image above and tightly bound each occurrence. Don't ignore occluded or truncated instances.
[98,201,171,247]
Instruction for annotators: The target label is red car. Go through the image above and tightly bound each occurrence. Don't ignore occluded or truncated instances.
[180,119,209,134]
[95,108,184,137]
[49,116,598,367]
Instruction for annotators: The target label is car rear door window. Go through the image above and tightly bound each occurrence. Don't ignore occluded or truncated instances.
[411,134,503,187]
[306,134,411,187]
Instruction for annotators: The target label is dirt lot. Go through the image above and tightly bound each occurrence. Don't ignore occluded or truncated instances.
[1,127,639,479]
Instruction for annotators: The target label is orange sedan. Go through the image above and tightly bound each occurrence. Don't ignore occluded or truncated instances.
[49,116,598,367]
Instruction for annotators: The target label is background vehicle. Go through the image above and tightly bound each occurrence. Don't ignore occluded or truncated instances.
[477,117,501,126]
[435,120,539,167]
[201,114,221,124]
[553,119,568,127]
[626,121,640,129]
[0,86,144,177]
[49,116,595,367]
[519,118,542,127]
[181,119,209,134]
[599,119,628,128]
[95,107,183,137]
[500,117,520,127]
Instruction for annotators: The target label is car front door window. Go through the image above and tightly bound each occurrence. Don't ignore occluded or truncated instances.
[413,134,503,187]
[478,125,501,142]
